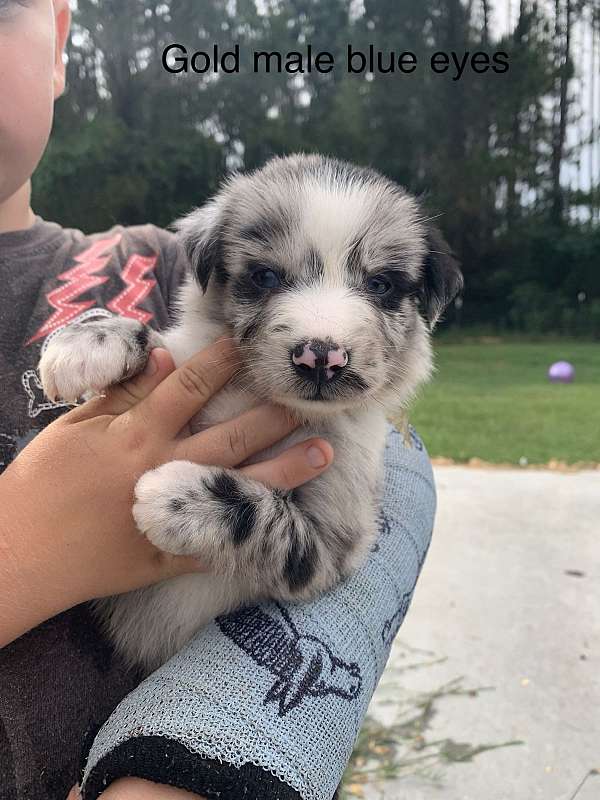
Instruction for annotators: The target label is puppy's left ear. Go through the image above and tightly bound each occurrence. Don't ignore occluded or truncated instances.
[174,200,224,293]
[419,225,464,329]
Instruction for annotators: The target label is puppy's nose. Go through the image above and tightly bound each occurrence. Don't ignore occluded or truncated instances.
[291,340,349,384]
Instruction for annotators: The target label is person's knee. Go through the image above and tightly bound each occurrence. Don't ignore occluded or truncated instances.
[98,777,206,799]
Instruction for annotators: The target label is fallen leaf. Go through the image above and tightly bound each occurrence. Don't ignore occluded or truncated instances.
[346,784,365,797]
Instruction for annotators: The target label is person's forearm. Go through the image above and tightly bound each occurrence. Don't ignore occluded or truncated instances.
[0,474,78,648]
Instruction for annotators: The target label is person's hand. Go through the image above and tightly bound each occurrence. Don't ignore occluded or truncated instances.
[0,339,333,646]
[67,778,203,799]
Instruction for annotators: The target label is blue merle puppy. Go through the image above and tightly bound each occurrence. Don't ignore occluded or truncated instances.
[39,154,462,672]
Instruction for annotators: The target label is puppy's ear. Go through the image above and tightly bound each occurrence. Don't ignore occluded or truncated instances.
[174,200,224,293]
[419,225,463,329]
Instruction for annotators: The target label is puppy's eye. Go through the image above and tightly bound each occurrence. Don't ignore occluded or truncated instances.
[251,268,281,289]
[367,275,393,296]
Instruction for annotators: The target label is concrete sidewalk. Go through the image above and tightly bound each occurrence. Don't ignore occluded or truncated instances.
[344,467,599,800]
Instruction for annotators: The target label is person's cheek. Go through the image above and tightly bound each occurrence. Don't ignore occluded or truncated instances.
[0,11,56,200]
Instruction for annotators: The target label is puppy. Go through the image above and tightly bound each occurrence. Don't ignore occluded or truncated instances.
[39,154,462,672]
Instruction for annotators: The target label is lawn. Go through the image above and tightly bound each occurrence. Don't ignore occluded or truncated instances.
[403,340,600,465]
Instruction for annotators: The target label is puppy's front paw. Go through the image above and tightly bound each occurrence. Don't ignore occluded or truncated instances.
[133,461,260,569]
[39,318,153,402]
[133,461,216,557]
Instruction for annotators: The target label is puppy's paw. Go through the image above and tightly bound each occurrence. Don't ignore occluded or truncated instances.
[133,461,221,557]
[133,461,262,568]
[39,318,153,402]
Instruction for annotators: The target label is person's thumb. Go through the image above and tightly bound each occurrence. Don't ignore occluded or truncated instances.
[101,348,176,414]
[64,348,176,423]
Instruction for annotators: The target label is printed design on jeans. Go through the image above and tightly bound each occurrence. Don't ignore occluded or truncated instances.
[381,589,413,646]
[26,235,158,345]
[216,602,362,716]
[408,425,424,451]
[370,508,392,553]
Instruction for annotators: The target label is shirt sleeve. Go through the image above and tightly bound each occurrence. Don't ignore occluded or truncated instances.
[79,425,436,800]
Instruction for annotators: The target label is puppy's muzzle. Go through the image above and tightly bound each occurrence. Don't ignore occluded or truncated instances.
[291,340,349,385]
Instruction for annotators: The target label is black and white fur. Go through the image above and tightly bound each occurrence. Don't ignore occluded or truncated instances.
[39,154,462,672]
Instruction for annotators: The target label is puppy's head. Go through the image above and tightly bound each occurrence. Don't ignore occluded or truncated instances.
[176,154,462,414]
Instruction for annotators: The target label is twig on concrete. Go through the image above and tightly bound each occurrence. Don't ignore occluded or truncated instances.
[567,769,599,800]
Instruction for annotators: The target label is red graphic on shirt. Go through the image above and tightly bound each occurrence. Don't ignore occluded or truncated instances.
[106,253,157,324]
[26,235,121,344]
[26,235,159,345]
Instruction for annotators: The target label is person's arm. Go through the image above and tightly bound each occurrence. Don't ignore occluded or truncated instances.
[0,340,333,649]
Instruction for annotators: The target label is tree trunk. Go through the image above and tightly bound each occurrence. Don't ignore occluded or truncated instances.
[482,0,490,41]
[506,0,527,227]
[550,0,572,225]
[480,0,494,246]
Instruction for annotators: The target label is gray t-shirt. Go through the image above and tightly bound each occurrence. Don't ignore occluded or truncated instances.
[0,217,188,800]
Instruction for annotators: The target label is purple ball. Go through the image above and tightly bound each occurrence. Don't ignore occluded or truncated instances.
[548,361,575,383]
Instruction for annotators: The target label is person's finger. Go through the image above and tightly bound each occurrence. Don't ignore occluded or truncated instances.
[239,438,334,490]
[65,785,80,800]
[63,349,176,424]
[130,338,239,438]
[101,348,176,415]
[173,404,298,468]
[99,777,204,798]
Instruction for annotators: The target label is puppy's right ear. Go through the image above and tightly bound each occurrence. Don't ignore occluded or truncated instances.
[174,200,224,293]
[419,224,463,329]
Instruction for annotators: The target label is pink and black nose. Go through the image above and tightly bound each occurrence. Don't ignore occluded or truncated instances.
[291,340,349,384]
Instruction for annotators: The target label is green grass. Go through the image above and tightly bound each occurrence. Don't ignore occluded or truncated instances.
[406,341,600,465]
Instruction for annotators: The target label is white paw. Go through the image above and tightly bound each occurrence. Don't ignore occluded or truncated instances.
[39,318,151,402]
[133,461,215,556]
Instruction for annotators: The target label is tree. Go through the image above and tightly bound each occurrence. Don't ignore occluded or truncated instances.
[550,0,574,224]
[34,0,600,335]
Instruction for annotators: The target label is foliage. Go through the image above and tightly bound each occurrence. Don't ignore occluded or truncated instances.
[33,0,600,335]
[35,114,224,231]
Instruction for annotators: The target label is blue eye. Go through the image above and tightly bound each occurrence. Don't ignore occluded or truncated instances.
[367,275,393,296]
[251,268,281,289]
